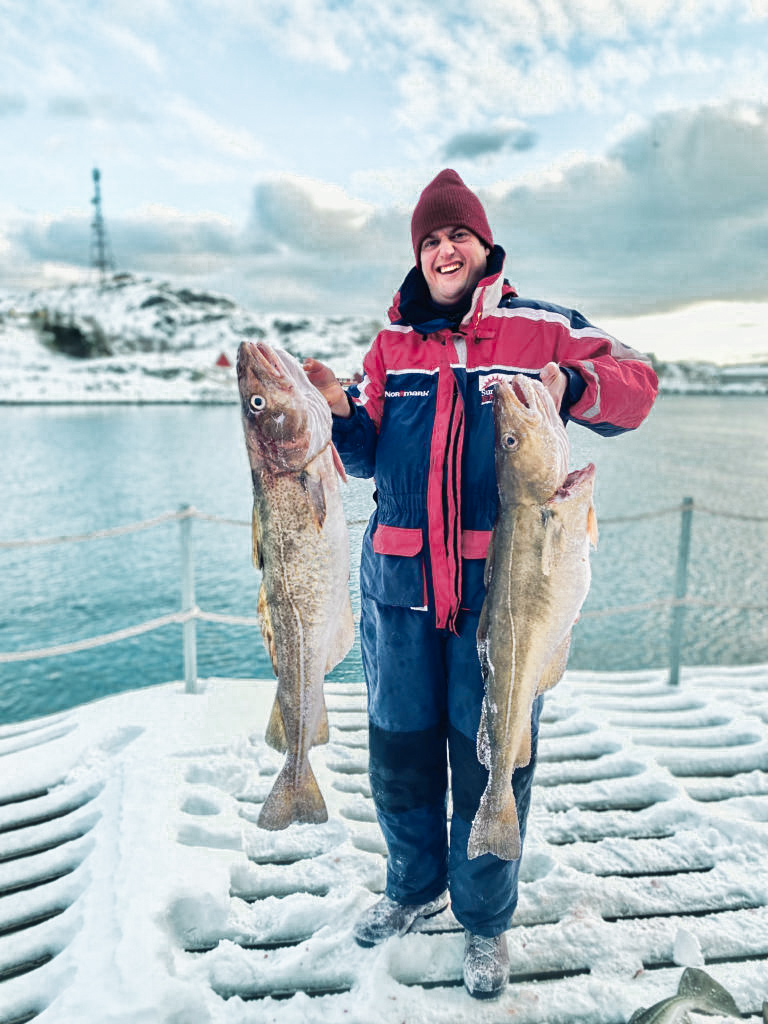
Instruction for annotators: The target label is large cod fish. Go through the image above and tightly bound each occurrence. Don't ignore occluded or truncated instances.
[468,374,598,861]
[237,341,355,831]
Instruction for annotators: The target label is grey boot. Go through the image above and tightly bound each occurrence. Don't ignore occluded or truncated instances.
[463,930,509,999]
[353,891,449,947]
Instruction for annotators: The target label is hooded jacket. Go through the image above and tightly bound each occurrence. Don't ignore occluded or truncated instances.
[332,247,658,631]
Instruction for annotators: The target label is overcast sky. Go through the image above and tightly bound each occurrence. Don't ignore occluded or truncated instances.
[2,0,768,362]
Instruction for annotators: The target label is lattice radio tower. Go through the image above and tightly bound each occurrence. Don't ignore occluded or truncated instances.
[90,168,115,284]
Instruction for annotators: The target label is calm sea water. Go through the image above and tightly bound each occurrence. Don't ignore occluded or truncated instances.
[1,395,766,723]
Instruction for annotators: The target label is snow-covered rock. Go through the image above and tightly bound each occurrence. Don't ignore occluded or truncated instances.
[0,274,379,403]
[1,274,766,402]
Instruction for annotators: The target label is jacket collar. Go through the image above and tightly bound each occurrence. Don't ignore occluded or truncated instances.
[387,245,514,334]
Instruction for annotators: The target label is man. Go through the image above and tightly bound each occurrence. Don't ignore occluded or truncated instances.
[305,169,657,999]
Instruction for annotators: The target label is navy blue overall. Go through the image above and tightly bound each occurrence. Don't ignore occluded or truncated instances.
[360,596,542,936]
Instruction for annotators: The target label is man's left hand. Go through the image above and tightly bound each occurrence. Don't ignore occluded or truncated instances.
[540,361,567,412]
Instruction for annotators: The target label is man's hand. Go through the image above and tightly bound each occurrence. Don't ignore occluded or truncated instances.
[303,357,351,418]
[540,361,567,412]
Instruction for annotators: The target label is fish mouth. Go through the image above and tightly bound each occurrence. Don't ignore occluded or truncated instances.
[495,374,554,423]
[237,341,293,390]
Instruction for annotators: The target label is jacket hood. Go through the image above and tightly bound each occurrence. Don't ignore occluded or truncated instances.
[387,245,516,334]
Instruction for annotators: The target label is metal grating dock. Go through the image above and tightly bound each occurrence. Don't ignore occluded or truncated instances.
[0,668,766,1022]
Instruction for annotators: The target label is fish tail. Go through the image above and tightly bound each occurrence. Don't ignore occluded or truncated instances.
[258,757,328,831]
[467,783,521,862]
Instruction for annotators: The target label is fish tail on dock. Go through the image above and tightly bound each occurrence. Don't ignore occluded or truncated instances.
[258,757,328,830]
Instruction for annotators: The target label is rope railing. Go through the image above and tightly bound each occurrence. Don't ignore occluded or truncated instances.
[2,595,764,667]
[0,499,765,687]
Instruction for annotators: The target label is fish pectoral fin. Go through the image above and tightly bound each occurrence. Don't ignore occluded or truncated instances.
[301,471,327,529]
[325,595,355,673]
[265,695,288,752]
[251,504,263,569]
[587,504,598,547]
[541,513,566,577]
[536,633,572,696]
[331,442,347,482]
[257,583,279,676]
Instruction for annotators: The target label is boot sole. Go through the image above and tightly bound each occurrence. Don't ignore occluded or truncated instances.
[463,981,506,1000]
[354,897,450,948]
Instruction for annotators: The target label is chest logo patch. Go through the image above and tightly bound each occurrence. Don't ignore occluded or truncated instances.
[479,372,507,404]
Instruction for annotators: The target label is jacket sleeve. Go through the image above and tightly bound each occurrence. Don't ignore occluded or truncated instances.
[554,312,658,436]
[331,333,386,478]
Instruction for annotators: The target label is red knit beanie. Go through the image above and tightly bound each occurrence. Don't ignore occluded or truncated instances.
[411,168,493,260]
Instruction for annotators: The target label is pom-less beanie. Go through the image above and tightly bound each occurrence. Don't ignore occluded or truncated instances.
[411,168,493,260]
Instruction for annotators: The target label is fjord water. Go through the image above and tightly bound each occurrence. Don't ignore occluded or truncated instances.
[1,395,766,723]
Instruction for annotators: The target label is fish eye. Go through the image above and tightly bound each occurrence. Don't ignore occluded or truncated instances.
[249,394,266,413]
[503,433,518,450]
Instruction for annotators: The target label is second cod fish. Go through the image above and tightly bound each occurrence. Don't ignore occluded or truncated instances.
[468,374,598,861]
[237,341,355,831]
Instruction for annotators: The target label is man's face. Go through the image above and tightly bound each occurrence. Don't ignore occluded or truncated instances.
[420,225,490,307]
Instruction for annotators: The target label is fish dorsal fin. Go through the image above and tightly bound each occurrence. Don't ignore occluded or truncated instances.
[587,504,598,547]
[536,633,572,696]
[541,508,566,577]
[314,700,330,746]
[325,593,355,673]
[251,503,263,569]
[265,695,287,752]
[301,469,327,529]
[476,699,492,770]
[257,581,278,676]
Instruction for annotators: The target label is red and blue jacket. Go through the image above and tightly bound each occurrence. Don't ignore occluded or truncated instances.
[332,247,658,632]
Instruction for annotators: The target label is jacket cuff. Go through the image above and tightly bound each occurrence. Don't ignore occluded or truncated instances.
[560,366,587,413]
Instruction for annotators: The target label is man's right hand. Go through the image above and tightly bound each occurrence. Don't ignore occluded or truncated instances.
[303,357,352,418]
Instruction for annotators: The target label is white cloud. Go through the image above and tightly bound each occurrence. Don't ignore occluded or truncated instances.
[5,99,768,321]
[164,96,264,162]
[98,21,165,76]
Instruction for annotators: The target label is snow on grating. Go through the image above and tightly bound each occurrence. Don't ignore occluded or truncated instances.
[171,673,768,1020]
[0,716,102,1024]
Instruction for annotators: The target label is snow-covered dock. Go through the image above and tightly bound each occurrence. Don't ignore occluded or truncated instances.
[0,666,767,1023]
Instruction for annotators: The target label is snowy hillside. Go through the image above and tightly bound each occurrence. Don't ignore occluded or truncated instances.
[0,275,379,403]
[1,274,766,403]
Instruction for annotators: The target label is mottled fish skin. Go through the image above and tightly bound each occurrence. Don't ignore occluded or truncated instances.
[468,374,597,861]
[629,968,742,1023]
[237,341,355,830]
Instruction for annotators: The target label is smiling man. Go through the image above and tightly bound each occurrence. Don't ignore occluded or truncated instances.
[305,168,658,1000]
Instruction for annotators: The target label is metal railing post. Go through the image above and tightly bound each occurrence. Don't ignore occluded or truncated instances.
[668,497,694,686]
[179,505,198,694]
